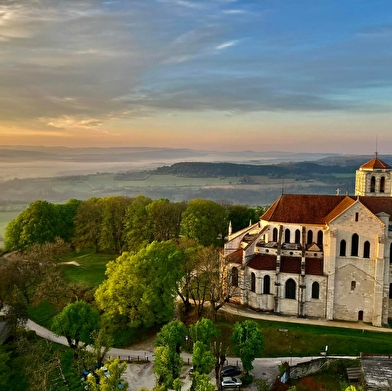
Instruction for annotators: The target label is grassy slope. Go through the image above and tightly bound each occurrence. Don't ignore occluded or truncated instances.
[26,248,392,356]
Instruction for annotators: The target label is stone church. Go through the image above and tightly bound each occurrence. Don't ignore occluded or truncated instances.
[222,155,392,327]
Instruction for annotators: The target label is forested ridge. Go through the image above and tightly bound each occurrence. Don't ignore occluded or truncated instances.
[117,161,358,179]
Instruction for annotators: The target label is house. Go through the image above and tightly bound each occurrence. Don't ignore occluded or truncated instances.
[222,155,392,327]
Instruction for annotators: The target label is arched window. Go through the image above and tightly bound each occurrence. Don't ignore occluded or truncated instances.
[273,227,278,242]
[263,275,270,294]
[339,240,346,256]
[390,243,392,264]
[307,230,313,244]
[285,279,296,299]
[370,176,376,192]
[380,177,385,193]
[351,281,356,291]
[317,230,323,245]
[311,282,320,299]
[295,229,301,244]
[231,267,238,287]
[250,273,256,292]
[363,241,370,258]
[351,234,359,256]
[285,228,290,243]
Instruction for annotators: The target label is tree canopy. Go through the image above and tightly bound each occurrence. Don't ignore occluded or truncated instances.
[95,241,185,328]
[51,300,100,352]
[231,320,264,374]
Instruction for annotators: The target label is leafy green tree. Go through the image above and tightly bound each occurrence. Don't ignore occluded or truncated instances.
[73,198,104,252]
[95,241,185,328]
[51,300,100,354]
[147,199,185,242]
[176,238,201,314]
[99,196,134,254]
[154,345,183,389]
[85,357,128,391]
[231,320,264,374]
[192,341,215,375]
[57,198,82,242]
[181,199,227,247]
[227,204,257,232]
[189,318,220,346]
[0,344,11,388]
[192,373,215,391]
[5,200,61,251]
[123,195,152,252]
[155,320,188,354]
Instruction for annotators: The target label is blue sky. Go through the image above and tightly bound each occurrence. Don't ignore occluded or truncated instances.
[1,0,392,153]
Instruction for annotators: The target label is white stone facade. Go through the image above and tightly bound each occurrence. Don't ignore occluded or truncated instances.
[223,157,392,327]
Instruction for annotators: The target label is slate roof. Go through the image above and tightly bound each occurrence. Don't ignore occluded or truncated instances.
[360,157,392,170]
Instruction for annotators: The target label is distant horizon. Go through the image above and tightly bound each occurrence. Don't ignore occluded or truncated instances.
[0,144,384,157]
[1,1,392,153]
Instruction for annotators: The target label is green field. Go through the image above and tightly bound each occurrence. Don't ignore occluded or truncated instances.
[0,208,26,248]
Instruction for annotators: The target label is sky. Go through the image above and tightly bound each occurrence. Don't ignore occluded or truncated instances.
[1,0,392,154]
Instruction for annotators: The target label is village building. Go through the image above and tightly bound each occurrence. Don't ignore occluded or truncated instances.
[222,155,392,327]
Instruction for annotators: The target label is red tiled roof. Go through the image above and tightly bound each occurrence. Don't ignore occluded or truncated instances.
[226,249,243,264]
[360,157,391,170]
[305,258,324,275]
[325,196,356,223]
[280,256,301,274]
[260,194,347,224]
[260,194,392,225]
[247,254,276,270]
[358,196,392,218]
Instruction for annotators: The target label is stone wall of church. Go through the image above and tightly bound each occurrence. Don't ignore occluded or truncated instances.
[326,202,385,325]
[303,275,327,318]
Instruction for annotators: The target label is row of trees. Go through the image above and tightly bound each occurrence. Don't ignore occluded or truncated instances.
[5,196,266,253]
[153,318,264,391]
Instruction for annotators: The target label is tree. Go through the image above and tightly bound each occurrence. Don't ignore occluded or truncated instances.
[73,198,104,252]
[155,320,188,354]
[5,200,61,251]
[95,241,185,328]
[85,357,128,391]
[1,238,71,305]
[187,246,238,319]
[176,239,201,314]
[123,196,152,252]
[181,199,227,247]
[153,346,183,389]
[192,373,215,391]
[231,320,264,374]
[192,341,215,375]
[51,301,100,355]
[189,318,220,347]
[0,344,11,388]
[147,199,185,242]
[57,198,82,243]
[5,286,28,336]
[99,196,134,254]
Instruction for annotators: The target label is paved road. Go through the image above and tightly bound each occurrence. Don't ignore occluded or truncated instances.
[27,303,379,389]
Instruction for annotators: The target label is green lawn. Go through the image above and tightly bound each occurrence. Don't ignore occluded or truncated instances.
[216,313,392,358]
[59,249,115,287]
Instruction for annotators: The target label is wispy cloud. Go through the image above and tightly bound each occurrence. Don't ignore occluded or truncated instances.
[215,40,239,50]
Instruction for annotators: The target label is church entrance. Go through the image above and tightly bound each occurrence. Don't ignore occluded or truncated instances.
[358,310,364,321]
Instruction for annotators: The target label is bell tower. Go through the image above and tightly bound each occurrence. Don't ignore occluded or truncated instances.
[355,154,392,196]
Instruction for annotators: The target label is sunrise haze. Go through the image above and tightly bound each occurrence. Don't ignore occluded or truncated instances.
[1,0,392,153]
